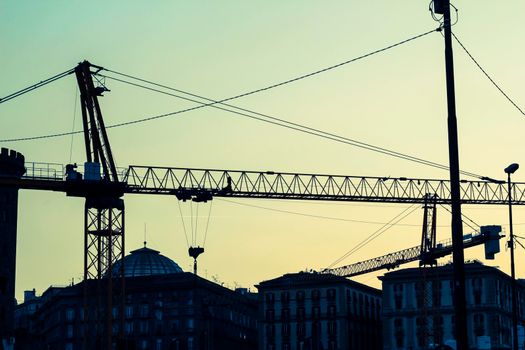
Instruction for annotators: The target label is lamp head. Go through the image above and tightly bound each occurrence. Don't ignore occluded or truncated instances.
[505,163,519,175]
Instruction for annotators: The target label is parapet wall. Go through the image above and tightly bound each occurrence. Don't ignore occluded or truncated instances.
[0,147,26,178]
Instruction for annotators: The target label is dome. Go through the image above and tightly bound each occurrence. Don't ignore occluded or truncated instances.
[111,246,183,277]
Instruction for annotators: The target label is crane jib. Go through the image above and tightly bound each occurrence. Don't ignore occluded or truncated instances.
[1,163,524,205]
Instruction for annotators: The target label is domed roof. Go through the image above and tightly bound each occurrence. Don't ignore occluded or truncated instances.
[111,246,183,277]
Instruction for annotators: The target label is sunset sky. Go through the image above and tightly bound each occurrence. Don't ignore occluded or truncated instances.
[1,1,525,301]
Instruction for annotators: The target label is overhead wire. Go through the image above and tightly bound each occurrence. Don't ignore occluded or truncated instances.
[0,28,441,150]
[326,204,420,269]
[452,32,525,117]
[106,27,439,111]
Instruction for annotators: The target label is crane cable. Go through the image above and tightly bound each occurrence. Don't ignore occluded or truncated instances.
[202,201,213,248]
[176,199,190,249]
[326,204,420,269]
[0,68,75,104]
[98,72,483,180]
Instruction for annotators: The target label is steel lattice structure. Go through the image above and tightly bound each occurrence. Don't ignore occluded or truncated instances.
[322,226,501,278]
[122,166,525,205]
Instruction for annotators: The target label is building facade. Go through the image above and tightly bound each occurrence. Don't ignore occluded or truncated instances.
[14,246,257,350]
[257,272,382,350]
[380,261,525,350]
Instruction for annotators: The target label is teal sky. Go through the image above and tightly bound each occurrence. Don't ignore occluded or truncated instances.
[1,1,525,301]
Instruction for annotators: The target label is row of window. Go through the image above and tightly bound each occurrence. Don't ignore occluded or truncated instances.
[392,279,487,310]
[266,289,337,304]
[266,320,338,338]
[265,305,338,321]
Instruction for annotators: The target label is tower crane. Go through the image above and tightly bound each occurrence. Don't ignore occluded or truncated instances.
[1,61,524,349]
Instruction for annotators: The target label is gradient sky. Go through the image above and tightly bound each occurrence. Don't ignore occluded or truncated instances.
[1,1,525,301]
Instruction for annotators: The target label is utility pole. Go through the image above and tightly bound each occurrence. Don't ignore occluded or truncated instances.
[433,1,468,349]
[505,163,520,350]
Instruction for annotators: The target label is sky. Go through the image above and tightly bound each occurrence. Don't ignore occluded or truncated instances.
[1,1,525,301]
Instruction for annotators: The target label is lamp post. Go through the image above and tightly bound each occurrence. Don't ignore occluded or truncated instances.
[505,162,519,350]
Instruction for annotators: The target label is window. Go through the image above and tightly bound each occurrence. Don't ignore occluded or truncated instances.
[474,313,485,336]
[394,318,404,348]
[266,309,275,322]
[327,288,336,301]
[432,280,442,307]
[66,325,73,338]
[154,310,162,321]
[65,343,73,350]
[312,306,320,319]
[281,291,290,304]
[415,281,425,309]
[266,324,275,338]
[140,340,148,350]
[416,317,427,348]
[66,308,75,321]
[312,289,320,301]
[433,316,444,344]
[266,293,275,305]
[281,308,290,321]
[296,307,305,321]
[472,278,483,305]
[125,322,133,335]
[155,339,162,350]
[140,304,149,317]
[296,291,305,303]
[297,323,306,338]
[328,321,337,336]
[125,306,133,318]
[139,320,148,334]
[187,337,194,350]
[328,305,336,318]
[282,323,290,337]
[394,284,403,310]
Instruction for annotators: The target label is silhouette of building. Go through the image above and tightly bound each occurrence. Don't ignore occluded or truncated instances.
[380,261,525,350]
[256,272,382,350]
[0,148,25,348]
[14,245,257,349]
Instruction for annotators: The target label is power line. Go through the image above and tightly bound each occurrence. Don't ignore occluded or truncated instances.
[107,28,439,108]
[0,29,439,141]
[452,32,525,117]
[0,68,75,104]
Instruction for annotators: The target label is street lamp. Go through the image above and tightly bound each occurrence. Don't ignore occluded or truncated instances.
[505,162,519,350]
